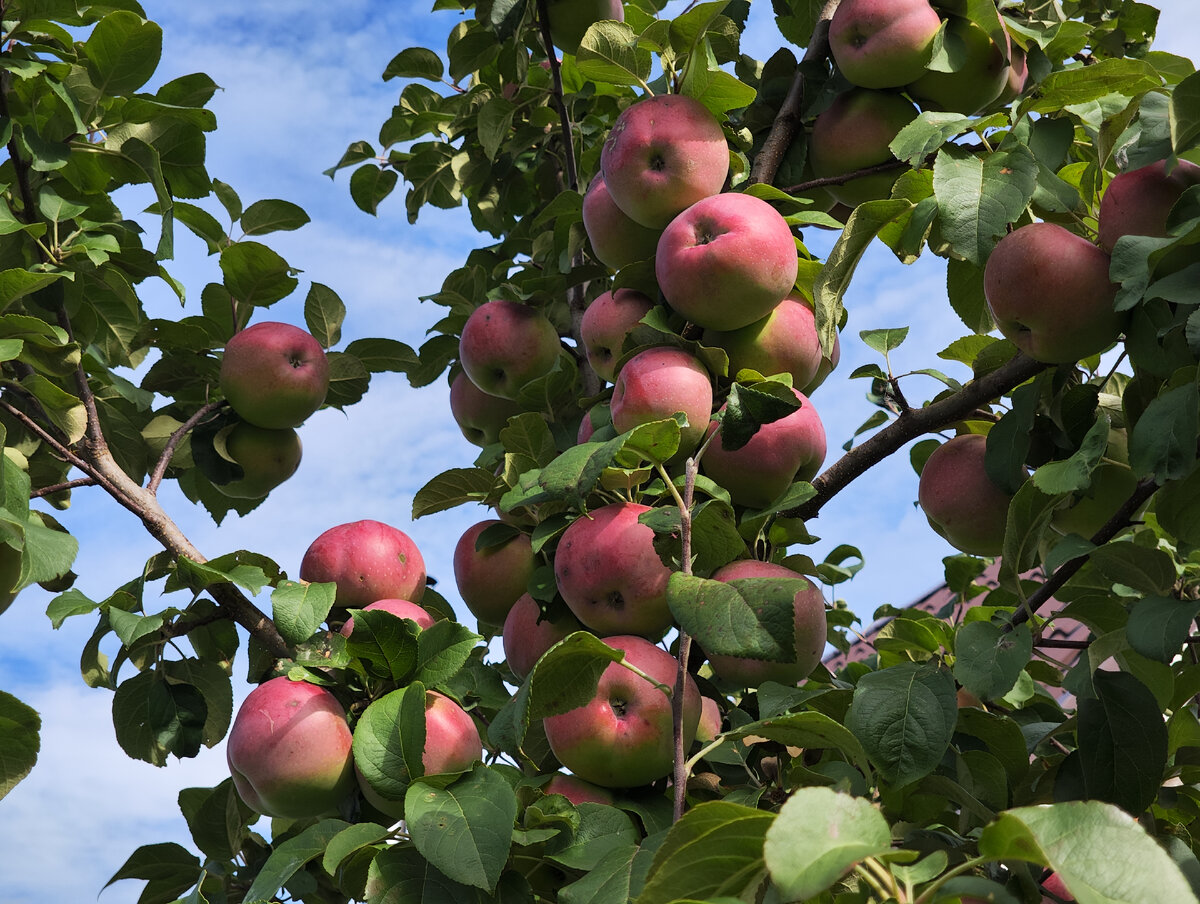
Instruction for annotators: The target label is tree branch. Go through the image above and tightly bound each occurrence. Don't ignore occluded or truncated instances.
[147,399,225,494]
[780,158,909,196]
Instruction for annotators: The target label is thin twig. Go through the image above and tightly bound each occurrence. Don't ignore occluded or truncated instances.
[31,477,97,498]
[672,457,697,822]
[147,399,225,493]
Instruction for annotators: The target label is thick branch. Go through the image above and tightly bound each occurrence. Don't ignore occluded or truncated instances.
[748,0,841,187]
[791,353,1048,521]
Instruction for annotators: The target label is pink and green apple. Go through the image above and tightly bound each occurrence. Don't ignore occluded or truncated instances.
[459,299,562,400]
[448,369,523,447]
[300,519,427,608]
[453,520,536,626]
[580,288,654,383]
[1098,158,1200,253]
[918,433,1018,556]
[502,593,584,681]
[808,89,918,207]
[610,346,713,459]
[829,0,943,89]
[219,321,330,429]
[214,422,302,499]
[907,16,1009,114]
[582,175,663,272]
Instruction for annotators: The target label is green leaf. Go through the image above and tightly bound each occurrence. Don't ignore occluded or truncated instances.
[413,467,498,519]
[84,10,163,96]
[104,842,199,897]
[635,801,775,904]
[322,821,390,876]
[762,788,891,900]
[680,66,757,116]
[890,111,976,167]
[0,690,39,801]
[0,270,64,311]
[406,765,518,892]
[414,619,482,687]
[477,96,515,162]
[111,669,208,766]
[1171,70,1200,153]
[242,819,350,904]
[19,374,85,443]
[240,199,310,236]
[219,241,297,307]
[1130,382,1199,482]
[933,144,1038,266]
[859,327,909,357]
[345,606,421,682]
[352,683,428,808]
[1032,411,1111,495]
[1127,596,1200,663]
[304,282,345,348]
[1022,58,1163,115]
[953,621,1033,700]
[271,579,336,644]
[667,573,805,662]
[998,480,1059,594]
[1088,543,1176,596]
[577,21,652,88]
[980,801,1199,903]
[845,661,957,787]
[384,46,445,81]
[324,350,371,408]
[719,381,800,451]
[350,163,399,215]
[724,711,871,777]
[345,337,418,374]
[160,657,233,749]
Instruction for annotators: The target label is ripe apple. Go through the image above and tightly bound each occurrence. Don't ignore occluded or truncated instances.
[453,520,536,626]
[542,634,701,788]
[544,0,623,54]
[610,347,713,459]
[300,519,427,608]
[696,695,722,744]
[995,40,1029,106]
[1042,872,1074,901]
[554,502,673,639]
[701,388,827,509]
[829,0,942,89]
[704,559,829,687]
[541,773,615,805]
[459,299,562,400]
[582,176,663,272]
[449,369,523,447]
[502,593,584,681]
[701,294,840,395]
[600,94,730,229]
[577,400,612,444]
[219,321,330,429]
[984,222,1124,364]
[580,288,655,383]
[918,433,1018,556]
[214,422,302,499]
[226,676,354,819]
[338,598,435,637]
[655,192,798,332]
[809,89,918,207]
[354,689,482,818]
[1098,158,1200,253]
[907,17,1009,114]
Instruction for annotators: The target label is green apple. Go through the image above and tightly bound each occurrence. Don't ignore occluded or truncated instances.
[907,16,1009,115]
[809,89,918,207]
[214,422,302,499]
[544,0,623,54]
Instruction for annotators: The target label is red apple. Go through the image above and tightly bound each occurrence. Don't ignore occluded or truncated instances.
[702,388,827,509]
[544,0,624,54]
[554,502,673,639]
[1098,158,1200,253]
[696,695,722,744]
[907,16,1009,114]
[809,89,918,207]
[214,422,302,499]
[610,347,713,459]
[600,94,730,229]
[995,40,1029,106]
[502,593,584,681]
[453,520,536,626]
[582,176,663,272]
[704,560,828,687]
[577,400,612,444]
[541,773,615,805]
[656,192,798,332]
[338,598,435,637]
[701,294,839,395]
[542,634,701,788]
[226,676,354,819]
[984,222,1124,364]
[580,288,655,383]
[918,433,1018,556]
[459,299,562,400]
[1042,872,1074,901]
[219,321,330,429]
[449,369,523,447]
[829,0,943,89]
[300,520,427,608]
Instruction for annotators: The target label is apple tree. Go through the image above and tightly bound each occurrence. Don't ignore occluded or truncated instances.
[3,0,1200,902]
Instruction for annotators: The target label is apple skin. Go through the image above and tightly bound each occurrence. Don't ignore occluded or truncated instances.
[701,388,827,510]
[339,598,435,637]
[219,321,330,429]
[449,369,523,447]
[541,773,615,806]
[610,347,713,459]
[226,677,355,819]
[907,17,1009,114]
[1041,872,1074,902]
[300,520,427,608]
[580,288,655,383]
[984,222,1124,364]
[502,593,585,681]
[1098,158,1200,253]
[577,400,612,445]
[809,89,918,207]
[214,423,302,499]
[544,0,623,54]
[695,696,722,744]
[829,0,943,89]
[995,40,1029,106]
[354,690,482,818]
[582,176,663,272]
[918,433,1018,556]
[656,192,799,332]
[704,560,829,687]
[459,299,562,400]
[453,520,536,627]
[543,634,701,788]
[601,94,730,229]
[701,294,839,395]
[554,502,673,639]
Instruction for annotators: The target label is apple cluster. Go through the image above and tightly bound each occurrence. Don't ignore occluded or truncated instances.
[213,320,331,499]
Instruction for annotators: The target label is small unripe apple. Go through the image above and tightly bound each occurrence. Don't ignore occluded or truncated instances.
[300,520,426,608]
[601,94,730,229]
[449,369,523,447]
[453,520,536,626]
[809,89,918,207]
[829,0,942,89]
[459,299,562,400]
[907,16,1009,114]
[582,176,663,272]
[918,433,1018,556]
[984,222,1124,364]
[580,288,655,383]
[502,593,584,681]
[339,598,435,637]
[219,321,330,429]
[214,422,302,499]
[610,347,713,459]
[226,677,354,819]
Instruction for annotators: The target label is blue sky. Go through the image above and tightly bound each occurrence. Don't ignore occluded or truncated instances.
[0,2,1196,901]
